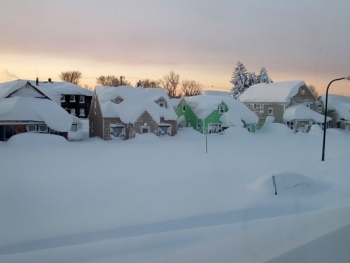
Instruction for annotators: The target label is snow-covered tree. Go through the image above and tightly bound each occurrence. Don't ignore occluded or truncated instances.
[230,62,249,98]
[247,72,258,86]
[257,67,272,84]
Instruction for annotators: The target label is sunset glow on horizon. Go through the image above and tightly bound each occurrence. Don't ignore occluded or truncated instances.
[1,0,350,95]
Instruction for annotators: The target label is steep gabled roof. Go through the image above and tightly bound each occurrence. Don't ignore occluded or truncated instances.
[283,104,330,123]
[183,95,258,126]
[321,94,350,123]
[95,86,177,123]
[0,97,72,132]
[0,80,49,99]
[239,81,306,103]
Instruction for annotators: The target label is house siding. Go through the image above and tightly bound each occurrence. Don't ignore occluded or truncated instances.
[89,95,104,139]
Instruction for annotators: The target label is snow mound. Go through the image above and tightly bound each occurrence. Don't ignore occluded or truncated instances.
[309,124,323,134]
[222,126,251,136]
[250,172,330,196]
[6,133,68,146]
[258,123,293,135]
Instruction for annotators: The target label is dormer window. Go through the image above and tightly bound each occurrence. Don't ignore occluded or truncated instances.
[155,97,167,108]
[219,104,225,114]
[112,96,124,104]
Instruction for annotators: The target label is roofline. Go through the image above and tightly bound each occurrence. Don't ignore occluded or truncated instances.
[5,81,52,100]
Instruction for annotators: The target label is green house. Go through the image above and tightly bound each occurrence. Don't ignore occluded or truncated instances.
[175,95,258,134]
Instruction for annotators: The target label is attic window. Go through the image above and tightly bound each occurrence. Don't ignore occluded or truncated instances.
[219,105,224,114]
[182,103,186,112]
[112,96,124,104]
[301,89,305,95]
[159,102,165,107]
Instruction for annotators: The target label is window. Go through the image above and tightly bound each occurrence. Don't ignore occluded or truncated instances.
[318,104,323,113]
[141,126,150,134]
[159,102,165,107]
[71,124,78,132]
[254,104,264,113]
[182,103,186,112]
[79,96,85,103]
[27,125,37,132]
[268,108,274,115]
[70,95,76,102]
[79,108,85,117]
[219,105,224,114]
[38,125,48,133]
[158,125,171,135]
[70,108,76,115]
[61,95,65,102]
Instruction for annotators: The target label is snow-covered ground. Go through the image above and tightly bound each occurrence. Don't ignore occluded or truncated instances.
[1,122,350,263]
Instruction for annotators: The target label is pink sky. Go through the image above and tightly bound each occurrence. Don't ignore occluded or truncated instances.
[1,0,350,95]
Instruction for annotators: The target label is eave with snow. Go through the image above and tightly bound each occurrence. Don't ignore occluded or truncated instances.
[175,94,258,134]
[321,94,350,130]
[239,80,325,129]
[89,86,177,140]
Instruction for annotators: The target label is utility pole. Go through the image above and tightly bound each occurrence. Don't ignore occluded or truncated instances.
[120,76,124,86]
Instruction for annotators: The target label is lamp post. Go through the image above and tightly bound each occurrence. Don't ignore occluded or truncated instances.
[321,76,350,161]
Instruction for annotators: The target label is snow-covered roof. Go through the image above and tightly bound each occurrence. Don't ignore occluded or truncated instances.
[283,104,331,123]
[0,97,72,132]
[169,98,182,108]
[95,86,177,123]
[239,81,306,103]
[0,80,92,104]
[321,94,350,123]
[184,95,258,126]
[33,81,93,96]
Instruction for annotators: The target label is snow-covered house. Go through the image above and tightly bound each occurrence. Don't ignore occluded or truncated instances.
[175,95,258,133]
[0,96,72,141]
[321,94,350,130]
[34,79,93,118]
[239,81,324,128]
[89,86,177,140]
[283,104,331,132]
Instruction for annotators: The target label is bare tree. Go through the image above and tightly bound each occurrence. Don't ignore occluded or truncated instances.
[96,75,131,87]
[137,79,161,88]
[161,70,180,98]
[59,70,82,85]
[309,84,319,98]
[181,80,202,96]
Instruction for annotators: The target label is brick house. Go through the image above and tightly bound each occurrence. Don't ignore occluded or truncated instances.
[89,86,177,140]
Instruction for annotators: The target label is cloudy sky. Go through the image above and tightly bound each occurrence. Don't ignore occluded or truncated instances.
[1,0,350,95]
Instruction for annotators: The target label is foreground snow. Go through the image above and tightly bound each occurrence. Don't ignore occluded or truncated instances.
[1,124,350,262]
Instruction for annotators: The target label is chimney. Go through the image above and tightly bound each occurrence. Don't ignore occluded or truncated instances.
[36,77,39,85]
[48,78,52,83]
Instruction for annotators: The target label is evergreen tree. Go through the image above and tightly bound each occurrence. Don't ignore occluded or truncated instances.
[230,61,249,98]
[247,72,258,86]
[257,67,272,84]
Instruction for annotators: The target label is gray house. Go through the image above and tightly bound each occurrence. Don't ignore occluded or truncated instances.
[239,81,324,129]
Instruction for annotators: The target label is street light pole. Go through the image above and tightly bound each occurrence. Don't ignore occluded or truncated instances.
[322,76,350,161]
